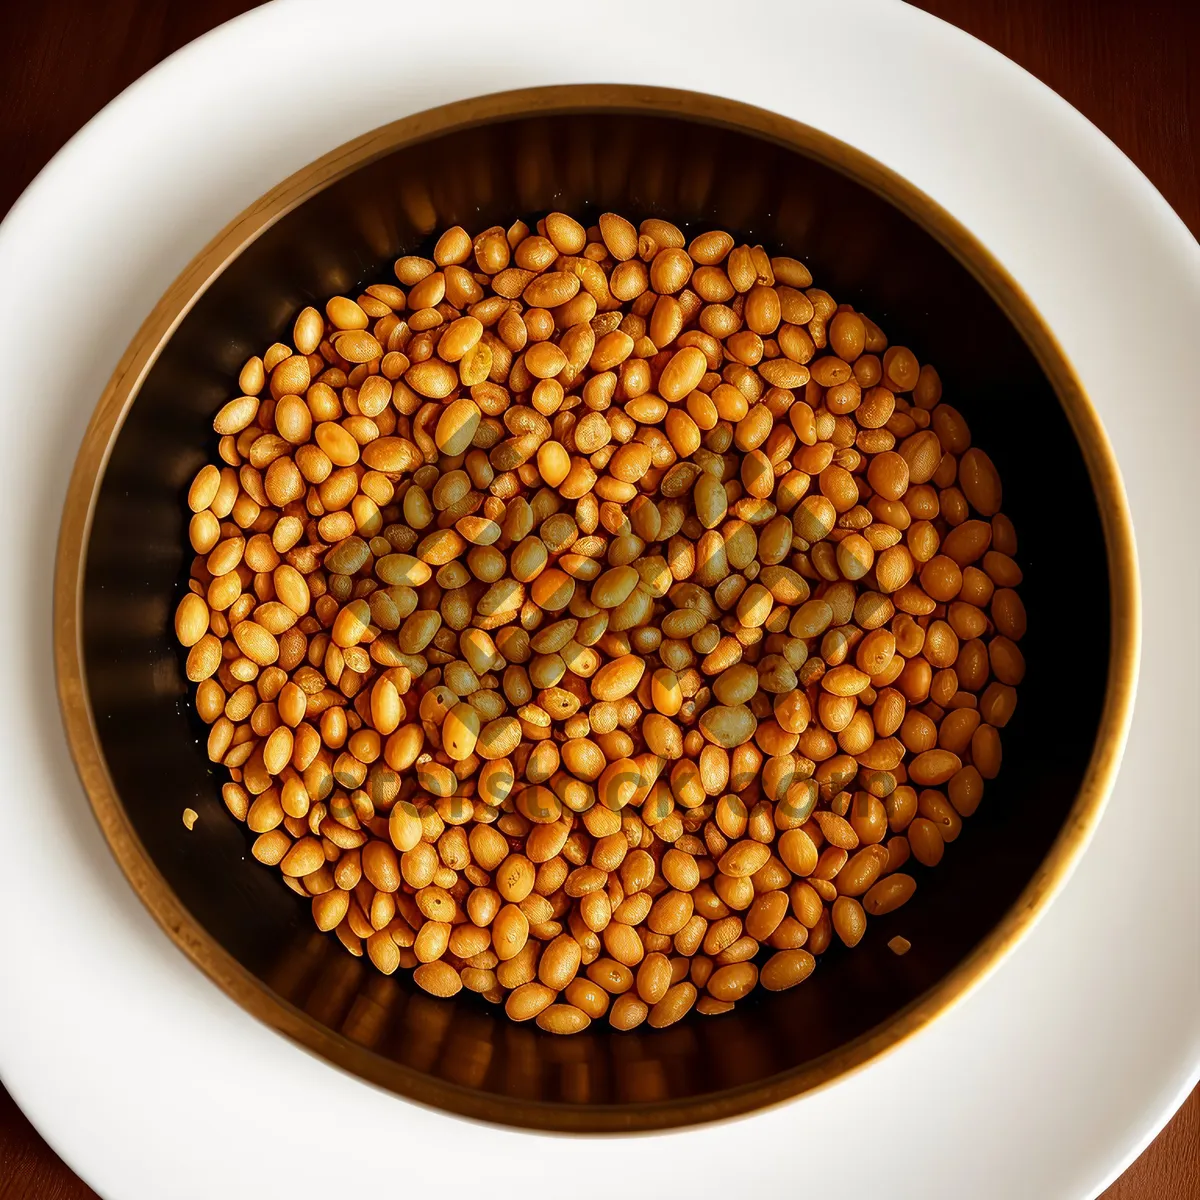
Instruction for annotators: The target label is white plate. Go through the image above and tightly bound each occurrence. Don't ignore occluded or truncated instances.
[1,1,1197,1197]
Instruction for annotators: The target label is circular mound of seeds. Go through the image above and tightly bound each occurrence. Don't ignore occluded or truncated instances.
[175,211,1025,1034]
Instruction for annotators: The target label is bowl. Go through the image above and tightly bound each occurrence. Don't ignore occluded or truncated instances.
[54,84,1136,1132]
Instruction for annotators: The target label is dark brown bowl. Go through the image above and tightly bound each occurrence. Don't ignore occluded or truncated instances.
[55,85,1136,1132]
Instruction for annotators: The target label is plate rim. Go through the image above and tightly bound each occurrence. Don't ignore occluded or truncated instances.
[0,0,1193,1194]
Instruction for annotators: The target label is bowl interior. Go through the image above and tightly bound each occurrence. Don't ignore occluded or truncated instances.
[77,96,1111,1130]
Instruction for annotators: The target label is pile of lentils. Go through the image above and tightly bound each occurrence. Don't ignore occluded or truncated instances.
[175,211,1026,1034]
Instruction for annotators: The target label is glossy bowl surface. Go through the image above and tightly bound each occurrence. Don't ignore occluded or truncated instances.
[56,85,1135,1132]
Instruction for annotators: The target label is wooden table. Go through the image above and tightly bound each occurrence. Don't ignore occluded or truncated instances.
[0,2,1196,1196]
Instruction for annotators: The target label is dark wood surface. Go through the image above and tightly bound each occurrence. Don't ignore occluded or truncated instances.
[0,2,1196,1197]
